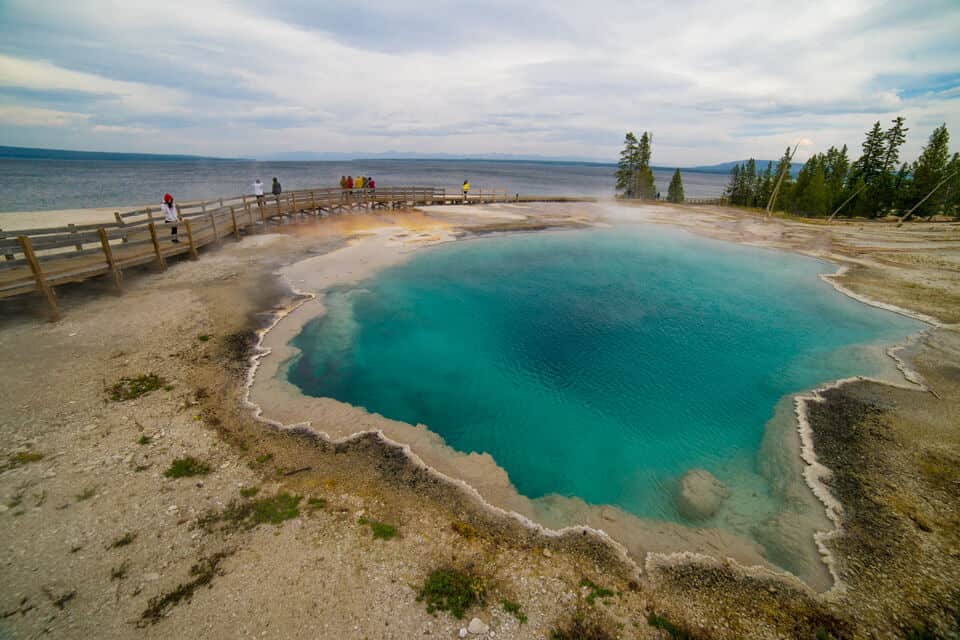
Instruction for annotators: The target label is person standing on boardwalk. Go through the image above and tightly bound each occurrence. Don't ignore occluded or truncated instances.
[462,179,470,202]
[253,178,264,206]
[367,177,375,192]
[272,177,282,196]
[161,193,179,243]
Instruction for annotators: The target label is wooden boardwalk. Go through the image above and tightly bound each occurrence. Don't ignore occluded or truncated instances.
[0,185,514,320]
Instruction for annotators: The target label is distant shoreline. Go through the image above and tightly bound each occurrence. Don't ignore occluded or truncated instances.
[0,145,770,174]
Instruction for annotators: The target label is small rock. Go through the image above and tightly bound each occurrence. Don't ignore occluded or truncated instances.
[459,628,468,638]
[677,469,729,520]
[542,548,552,558]
[468,618,489,635]
[768,585,777,594]
[42,470,57,479]
[143,573,160,582]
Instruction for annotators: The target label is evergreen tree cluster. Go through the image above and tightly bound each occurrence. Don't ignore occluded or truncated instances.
[725,118,960,218]
[616,131,657,199]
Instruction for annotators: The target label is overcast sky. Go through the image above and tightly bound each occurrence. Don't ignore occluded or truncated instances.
[0,0,958,164]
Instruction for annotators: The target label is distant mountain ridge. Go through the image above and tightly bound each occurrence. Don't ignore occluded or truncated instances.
[0,146,243,162]
[0,145,798,176]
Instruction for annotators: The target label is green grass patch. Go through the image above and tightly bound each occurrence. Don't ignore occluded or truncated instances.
[164,457,211,478]
[108,532,137,549]
[580,578,614,605]
[1,451,44,472]
[107,374,168,401]
[248,453,273,469]
[197,334,211,342]
[416,568,486,619]
[137,435,152,445]
[239,486,259,498]
[138,550,233,626]
[358,516,398,540]
[75,486,96,502]
[502,599,528,625]
[307,497,327,511]
[196,493,302,532]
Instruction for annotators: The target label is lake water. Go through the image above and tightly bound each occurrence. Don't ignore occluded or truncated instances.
[0,157,727,213]
[286,225,922,572]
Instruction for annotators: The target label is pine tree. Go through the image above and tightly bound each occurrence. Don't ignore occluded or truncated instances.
[823,145,849,210]
[767,147,794,211]
[667,169,685,202]
[635,132,656,199]
[615,132,640,197]
[758,162,774,207]
[725,164,741,204]
[911,124,951,217]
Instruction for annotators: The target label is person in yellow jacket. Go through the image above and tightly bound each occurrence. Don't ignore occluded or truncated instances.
[462,179,470,202]
[357,175,366,190]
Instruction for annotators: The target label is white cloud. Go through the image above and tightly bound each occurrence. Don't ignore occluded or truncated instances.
[0,0,958,163]
[0,104,88,127]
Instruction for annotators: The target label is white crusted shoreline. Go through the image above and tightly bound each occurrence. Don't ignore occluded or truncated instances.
[241,206,938,597]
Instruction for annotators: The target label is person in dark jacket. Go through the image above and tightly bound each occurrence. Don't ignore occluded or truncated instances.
[272,177,282,195]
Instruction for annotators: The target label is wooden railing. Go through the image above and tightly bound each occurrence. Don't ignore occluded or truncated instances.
[0,185,510,319]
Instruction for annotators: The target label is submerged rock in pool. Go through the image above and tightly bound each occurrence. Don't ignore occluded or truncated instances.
[678,469,729,520]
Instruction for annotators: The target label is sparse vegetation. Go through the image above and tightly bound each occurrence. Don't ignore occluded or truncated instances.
[75,486,96,502]
[107,374,168,401]
[580,578,614,605]
[222,330,257,363]
[138,550,233,626]
[550,610,614,640]
[164,457,211,478]
[137,435,152,445]
[451,520,477,539]
[196,493,302,532]
[417,568,486,619]
[111,560,130,581]
[307,497,326,510]
[239,486,259,498]
[503,599,528,624]
[108,532,137,549]
[358,516,397,540]
[1,451,44,472]
[249,453,273,469]
[197,334,211,342]
[648,613,698,640]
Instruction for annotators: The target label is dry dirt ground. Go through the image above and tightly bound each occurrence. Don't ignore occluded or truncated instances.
[1,205,958,640]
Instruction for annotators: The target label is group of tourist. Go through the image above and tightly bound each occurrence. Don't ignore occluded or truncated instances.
[159,174,473,244]
[339,175,376,192]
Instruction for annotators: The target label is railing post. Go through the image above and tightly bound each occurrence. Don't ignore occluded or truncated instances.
[208,211,220,245]
[68,224,83,251]
[148,222,167,270]
[183,220,198,259]
[18,236,60,321]
[230,206,241,240]
[245,202,256,232]
[275,195,281,220]
[98,228,123,292]
[291,193,298,219]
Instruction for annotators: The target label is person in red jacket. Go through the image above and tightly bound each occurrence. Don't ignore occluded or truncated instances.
[367,177,375,192]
